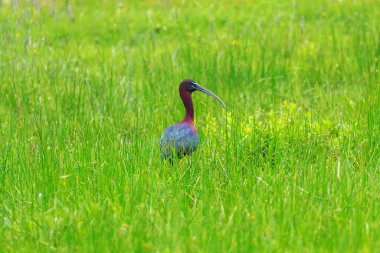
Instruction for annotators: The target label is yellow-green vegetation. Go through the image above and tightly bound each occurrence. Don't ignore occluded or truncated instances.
[0,0,379,252]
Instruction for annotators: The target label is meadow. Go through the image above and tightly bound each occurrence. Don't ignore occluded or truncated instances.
[0,0,379,252]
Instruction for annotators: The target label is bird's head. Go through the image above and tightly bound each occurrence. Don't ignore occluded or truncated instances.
[179,79,225,108]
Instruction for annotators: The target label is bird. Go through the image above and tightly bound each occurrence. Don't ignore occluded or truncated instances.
[160,79,225,163]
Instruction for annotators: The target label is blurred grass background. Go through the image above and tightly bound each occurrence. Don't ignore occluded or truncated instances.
[0,0,379,252]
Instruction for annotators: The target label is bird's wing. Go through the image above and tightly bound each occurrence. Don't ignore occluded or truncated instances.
[160,124,198,158]
[161,125,192,141]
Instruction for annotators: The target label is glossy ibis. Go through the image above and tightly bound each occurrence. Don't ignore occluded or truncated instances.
[160,79,225,163]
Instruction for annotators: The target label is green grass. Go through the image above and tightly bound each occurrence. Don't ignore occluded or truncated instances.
[0,0,379,252]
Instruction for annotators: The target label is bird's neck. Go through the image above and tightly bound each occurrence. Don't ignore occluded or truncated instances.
[180,90,194,123]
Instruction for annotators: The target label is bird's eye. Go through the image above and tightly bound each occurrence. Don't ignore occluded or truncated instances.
[191,82,197,89]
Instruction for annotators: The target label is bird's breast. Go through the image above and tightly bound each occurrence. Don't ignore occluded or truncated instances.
[160,122,199,159]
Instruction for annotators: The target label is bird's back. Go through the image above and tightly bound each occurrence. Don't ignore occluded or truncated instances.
[160,122,199,159]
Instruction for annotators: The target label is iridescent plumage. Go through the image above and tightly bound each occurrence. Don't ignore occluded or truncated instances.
[160,79,225,162]
[160,122,199,159]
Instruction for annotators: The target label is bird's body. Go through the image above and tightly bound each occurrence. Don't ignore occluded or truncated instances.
[160,121,199,159]
[160,79,225,162]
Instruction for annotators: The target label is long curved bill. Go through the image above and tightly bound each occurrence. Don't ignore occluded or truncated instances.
[194,83,226,108]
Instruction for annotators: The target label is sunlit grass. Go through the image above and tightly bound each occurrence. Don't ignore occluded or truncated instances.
[0,0,379,252]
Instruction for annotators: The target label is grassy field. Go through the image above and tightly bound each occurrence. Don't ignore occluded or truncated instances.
[0,0,379,252]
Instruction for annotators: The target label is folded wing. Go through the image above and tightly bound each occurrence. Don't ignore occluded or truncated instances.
[160,123,199,159]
